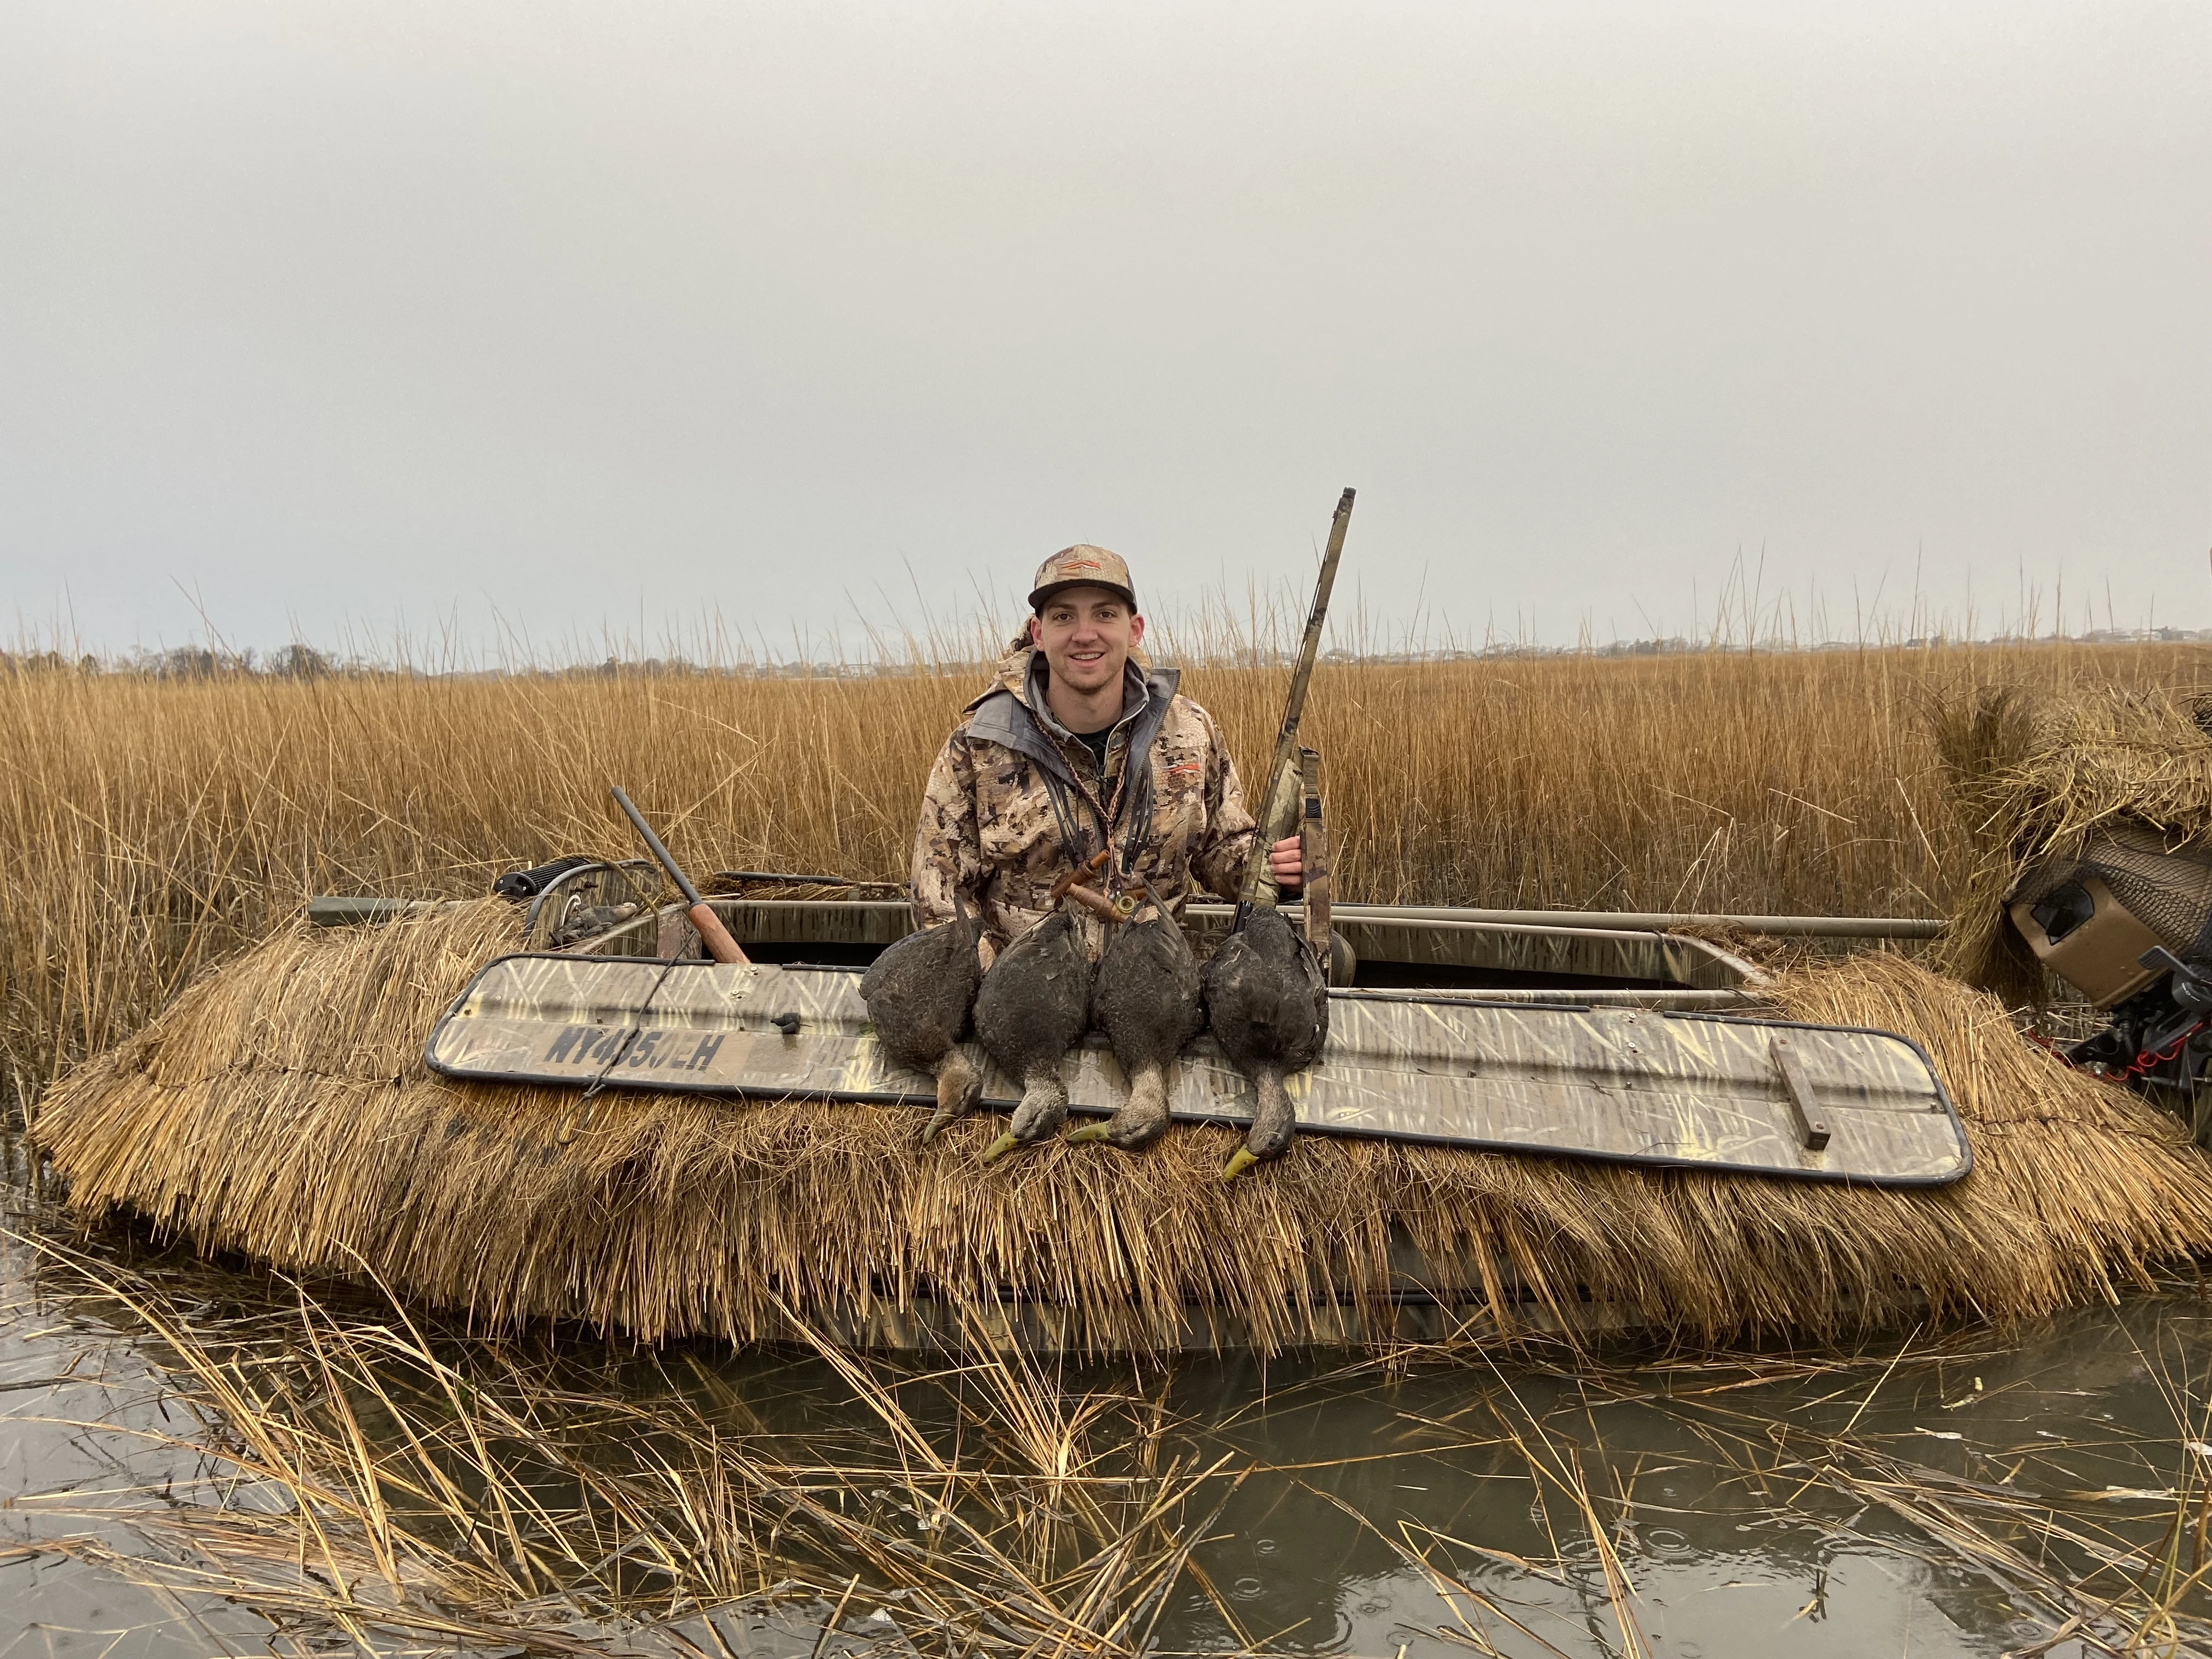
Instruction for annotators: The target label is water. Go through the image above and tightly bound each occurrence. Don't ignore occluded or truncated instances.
[4,1155,2209,1657]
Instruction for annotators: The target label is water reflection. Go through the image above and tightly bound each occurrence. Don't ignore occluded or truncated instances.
[1135,1321,2211,1656]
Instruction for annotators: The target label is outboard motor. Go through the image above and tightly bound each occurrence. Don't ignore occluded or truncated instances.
[492,855,600,899]
[2010,821,2212,1136]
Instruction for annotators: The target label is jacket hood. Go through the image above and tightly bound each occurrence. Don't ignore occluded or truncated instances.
[967,641,1158,719]
[960,644,1183,801]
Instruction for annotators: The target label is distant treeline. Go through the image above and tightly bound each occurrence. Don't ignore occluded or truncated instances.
[0,647,889,681]
[3,645,346,679]
[8,625,2210,682]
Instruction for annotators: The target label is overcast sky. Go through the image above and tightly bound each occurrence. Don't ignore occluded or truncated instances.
[4,1,2207,659]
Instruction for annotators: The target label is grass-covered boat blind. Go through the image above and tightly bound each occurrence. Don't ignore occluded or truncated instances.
[34,901,2212,1356]
[1932,684,2212,1003]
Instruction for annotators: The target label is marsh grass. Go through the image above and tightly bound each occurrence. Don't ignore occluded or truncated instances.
[15,1224,1233,1656]
[14,635,2212,1651]
[1928,680,2212,1003]
[16,1210,2212,1657]
[4,638,2209,1098]
[35,903,2212,1355]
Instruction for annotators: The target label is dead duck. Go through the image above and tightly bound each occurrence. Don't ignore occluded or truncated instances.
[1201,906,1329,1180]
[859,893,984,1141]
[1066,888,1203,1151]
[974,905,1093,1164]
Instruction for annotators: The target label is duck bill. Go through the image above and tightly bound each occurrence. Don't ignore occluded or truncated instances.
[1220,1147,1262,1181]
[1063,1123,1113,1144]
[979,1132,1023,1164]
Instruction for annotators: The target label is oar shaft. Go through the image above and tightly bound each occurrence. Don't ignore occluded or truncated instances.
[610,786,751,965]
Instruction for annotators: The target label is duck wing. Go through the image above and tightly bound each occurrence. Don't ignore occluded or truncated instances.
[1203,927,1327,1067]
[861,915,981,1066]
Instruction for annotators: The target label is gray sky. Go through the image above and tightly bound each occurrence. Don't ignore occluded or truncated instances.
[4,1,2208,658]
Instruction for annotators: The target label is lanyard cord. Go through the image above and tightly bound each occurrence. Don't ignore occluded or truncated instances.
[1042,765,1120,885]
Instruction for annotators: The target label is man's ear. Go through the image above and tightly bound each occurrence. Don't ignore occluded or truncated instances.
[1028,616,1042,646]
[1128,613,1146,647]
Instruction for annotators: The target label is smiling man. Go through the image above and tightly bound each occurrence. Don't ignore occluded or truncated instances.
[911,545,1301,966]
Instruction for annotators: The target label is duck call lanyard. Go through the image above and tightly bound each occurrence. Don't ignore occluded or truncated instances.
[1040,731,1151,891]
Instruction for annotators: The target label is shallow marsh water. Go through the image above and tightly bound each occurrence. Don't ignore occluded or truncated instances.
[5,1144,2210,1658]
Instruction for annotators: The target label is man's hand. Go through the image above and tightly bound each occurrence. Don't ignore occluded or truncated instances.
[1268,834,1303,892]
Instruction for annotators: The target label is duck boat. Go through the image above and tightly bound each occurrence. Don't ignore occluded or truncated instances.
[43,860,2204,1358]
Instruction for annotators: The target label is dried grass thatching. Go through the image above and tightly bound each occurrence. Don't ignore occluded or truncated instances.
[1929,682,2212,1002]
[33,904,2212,1355]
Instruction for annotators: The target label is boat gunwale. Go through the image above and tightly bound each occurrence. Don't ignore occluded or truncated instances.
[424,947,1971,1189]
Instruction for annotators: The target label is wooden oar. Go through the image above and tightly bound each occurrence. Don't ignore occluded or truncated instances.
[610,787,750,964]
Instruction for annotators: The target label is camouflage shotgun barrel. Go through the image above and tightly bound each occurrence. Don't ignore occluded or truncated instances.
[1234,486,1356,933]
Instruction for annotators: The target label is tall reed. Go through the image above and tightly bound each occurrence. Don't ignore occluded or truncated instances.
[2,641,2205,1094]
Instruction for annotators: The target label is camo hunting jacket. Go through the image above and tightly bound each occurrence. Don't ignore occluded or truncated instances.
[912,646,1259,963]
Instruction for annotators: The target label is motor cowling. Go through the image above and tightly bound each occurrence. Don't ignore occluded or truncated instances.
[2007,822,2212,1007]
[2012,821,2212,1141]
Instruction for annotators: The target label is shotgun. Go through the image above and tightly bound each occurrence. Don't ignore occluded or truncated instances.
[610,787,750,965]
[1232,487,1355,933]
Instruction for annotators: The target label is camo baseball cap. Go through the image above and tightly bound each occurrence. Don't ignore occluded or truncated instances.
[1028,545,1137,613]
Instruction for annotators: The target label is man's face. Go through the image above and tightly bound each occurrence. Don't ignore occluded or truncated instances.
[1029,586,1146,698]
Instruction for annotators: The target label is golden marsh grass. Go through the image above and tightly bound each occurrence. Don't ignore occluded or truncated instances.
[18,1214,2212,1656]
[3,639,2208,1093]
[19,637,2212,1359]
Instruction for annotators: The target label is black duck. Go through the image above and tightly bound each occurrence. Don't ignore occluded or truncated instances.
[1201,906,1329,1179]
[859,893,984,1141]
[974,906,1093,1163]
[1066,889,1203,1150]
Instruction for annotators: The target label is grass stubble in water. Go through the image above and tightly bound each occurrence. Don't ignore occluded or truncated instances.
[8,1105,2212,1657]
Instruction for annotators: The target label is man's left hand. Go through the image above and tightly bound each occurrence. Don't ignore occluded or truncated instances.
[1268,834,1303,892]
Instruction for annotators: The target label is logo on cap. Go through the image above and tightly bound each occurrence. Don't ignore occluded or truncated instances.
[1029,544,1136,611]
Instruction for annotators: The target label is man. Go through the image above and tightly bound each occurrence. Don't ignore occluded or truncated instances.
[912,545,1302,965]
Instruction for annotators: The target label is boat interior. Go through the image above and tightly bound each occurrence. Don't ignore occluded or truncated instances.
[518,862,1766,1009]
